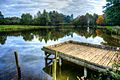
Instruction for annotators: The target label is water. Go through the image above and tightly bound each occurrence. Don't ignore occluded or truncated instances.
[0,27,119,80]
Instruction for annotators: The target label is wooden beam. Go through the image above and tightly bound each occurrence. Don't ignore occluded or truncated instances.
[14,51,21,80]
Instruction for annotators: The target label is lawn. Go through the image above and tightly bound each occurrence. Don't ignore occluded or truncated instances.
[97,26,120,29]
[0,25,54,32]
[97,26,120,32]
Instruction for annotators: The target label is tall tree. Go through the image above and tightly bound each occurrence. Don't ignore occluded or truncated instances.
[0,11,4,24]
[33,11,42,25]
[20,13,33,25]
[0,11,4,19]
[93,13,98,25]
[85,13,94,25]
[104,0,120,25]
[40,9,51,26]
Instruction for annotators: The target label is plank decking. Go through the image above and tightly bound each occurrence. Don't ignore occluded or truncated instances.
[42,40,120,72]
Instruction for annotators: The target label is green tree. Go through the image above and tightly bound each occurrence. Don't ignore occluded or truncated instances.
[39,9,51,26]
[85,13,94,25]
[0,11,4,19]
[93,13,98,25]
[4,17,20,25]
[0,11,4,24]
[20,13,33,25]
[104,0,120,25]
[33,11,42,25]
[73,15,87,26]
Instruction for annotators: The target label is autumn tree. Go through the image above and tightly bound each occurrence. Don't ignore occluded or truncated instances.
[96,15,104,25]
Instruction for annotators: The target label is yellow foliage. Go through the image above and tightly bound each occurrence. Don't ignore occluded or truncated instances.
[96,15,104,25]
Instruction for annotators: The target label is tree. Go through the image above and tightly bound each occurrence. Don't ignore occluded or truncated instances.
[49,11,65,26]
[20,13,33,25]
[73,13,98,26]
[96,15,104,25]
[85,13,94,25]
[93,13,98,25]
[0,11,4,24]
[104,0,120,25]
[4,17,20,25]
[33,11,42,25]
[0,11,4,19]
[73,15,87,26]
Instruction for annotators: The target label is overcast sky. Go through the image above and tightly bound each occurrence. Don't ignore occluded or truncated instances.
[0,0,106,17]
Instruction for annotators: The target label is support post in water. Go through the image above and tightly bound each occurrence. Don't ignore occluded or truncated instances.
[52,51,57,80]
[14,51,21,80]
[84,67,87,78]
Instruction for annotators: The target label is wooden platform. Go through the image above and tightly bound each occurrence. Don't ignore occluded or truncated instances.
[42,40,120,72]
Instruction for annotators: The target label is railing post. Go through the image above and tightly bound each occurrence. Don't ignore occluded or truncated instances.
[14,51,21,80]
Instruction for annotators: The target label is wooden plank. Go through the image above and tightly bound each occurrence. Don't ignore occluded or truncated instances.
[53,43,72,51]
[81,48,98,61]
[69,45,92,58]
[98,51,114,65]
[107,53,118,67]
[54,44,73,53]
[75,46,93,59]
[84,48,102,61]
[69,48,88,59]
[102,51,115,66]
[94,50,109,64]
[89,49,106,63]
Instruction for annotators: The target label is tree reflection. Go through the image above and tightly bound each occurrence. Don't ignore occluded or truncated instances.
[0,27,119,47]
[0,36,7,45]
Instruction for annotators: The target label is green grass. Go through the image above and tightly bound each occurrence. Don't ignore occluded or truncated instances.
[97,26,120,32]
[97,26,120,29]
[0,25,54,32]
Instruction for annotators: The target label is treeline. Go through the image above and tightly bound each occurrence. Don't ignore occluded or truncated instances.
[0,0,120,26]
[71,0,120,26]
[0,9,73,26]
[73,13,99,26]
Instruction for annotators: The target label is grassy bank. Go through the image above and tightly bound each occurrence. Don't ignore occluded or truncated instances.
[97,26,120,34]
[0,25,55,32]
[97,26,120,30]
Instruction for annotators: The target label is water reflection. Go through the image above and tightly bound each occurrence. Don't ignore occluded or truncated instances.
[0,27,119,47]
[0,27,119,80]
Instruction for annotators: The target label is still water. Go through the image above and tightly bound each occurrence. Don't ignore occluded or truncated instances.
[0,27,119,80]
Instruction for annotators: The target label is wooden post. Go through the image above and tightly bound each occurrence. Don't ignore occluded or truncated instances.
[84,67,87,78]
[52,51,58,80]
[58,58,62,78]
[14,51,21,80]
[59,58,62,66]
[52,59,57,80]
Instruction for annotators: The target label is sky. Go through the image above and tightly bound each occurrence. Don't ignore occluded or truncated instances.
[0,0,106,18]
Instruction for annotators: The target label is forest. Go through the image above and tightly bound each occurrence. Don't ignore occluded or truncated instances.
[0,0,120,26]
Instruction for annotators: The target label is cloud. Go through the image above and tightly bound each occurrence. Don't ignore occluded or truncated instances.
[0,0,106,17]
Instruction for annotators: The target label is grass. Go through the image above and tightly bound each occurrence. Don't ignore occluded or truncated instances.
[0,25,54,32]
[0,25,119,32]
[97,26,120,29]
[97,26,120,32]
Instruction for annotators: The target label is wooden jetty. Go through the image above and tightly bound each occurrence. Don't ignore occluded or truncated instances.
[42,40,120,77]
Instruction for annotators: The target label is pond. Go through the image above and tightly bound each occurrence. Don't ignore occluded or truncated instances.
[0,27,119,80]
